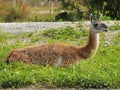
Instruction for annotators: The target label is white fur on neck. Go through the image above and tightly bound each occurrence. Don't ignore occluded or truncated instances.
[56,57,62,67]
[94,32,99,49]
[91,29,99,57]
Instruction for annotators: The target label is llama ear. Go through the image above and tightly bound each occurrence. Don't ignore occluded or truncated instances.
[99,13,102,21]
[90,13,93,23]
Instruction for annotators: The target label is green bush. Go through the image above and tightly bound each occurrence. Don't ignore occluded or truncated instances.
[109,23,120,30]
[102,15,111,21]
[5,8,28,22]
[42,26,82,40]
[26,13,55,22]
[86,0,120,20]
[55,11,83,21]
[58,0,85,21]
[55,12,69,21]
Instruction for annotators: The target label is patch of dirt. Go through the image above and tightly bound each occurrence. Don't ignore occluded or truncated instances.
[0,22,76,34]
[0,21,119,34]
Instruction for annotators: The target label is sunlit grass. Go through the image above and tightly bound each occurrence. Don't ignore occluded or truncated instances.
[109,22,120,31]
[0,26,120,89]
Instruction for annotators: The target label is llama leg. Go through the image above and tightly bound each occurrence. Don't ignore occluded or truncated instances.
[56,57,62,67]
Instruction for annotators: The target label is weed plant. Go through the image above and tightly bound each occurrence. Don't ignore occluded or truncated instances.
[26,13,55,22]
[109,22,120,30]
[0,26,120,89]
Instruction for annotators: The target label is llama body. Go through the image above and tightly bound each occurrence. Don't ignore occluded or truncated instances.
[7,43,81,67]
[6,29,101,67]
[6,14,108,67]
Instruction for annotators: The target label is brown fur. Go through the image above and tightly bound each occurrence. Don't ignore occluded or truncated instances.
[5,28,99,67]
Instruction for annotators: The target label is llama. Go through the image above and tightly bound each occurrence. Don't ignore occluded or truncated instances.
[6,14,108,67]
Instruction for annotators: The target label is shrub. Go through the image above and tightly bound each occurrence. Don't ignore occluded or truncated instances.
[5,8,28,22]
[26,13,55,22]
[55,12,69,21]
[55,11,83,21]
[86,0,120,20]
[102,15,111,21]
[42,26,82,40]
[109,22,120,30]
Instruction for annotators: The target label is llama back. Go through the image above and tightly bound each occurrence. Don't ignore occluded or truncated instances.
[23,43,81,67]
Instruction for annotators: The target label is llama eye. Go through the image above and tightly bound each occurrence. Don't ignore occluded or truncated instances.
[94,23,98,27]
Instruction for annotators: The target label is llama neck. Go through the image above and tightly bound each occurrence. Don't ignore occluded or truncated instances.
[86,28,99,50]
[79,28,99,59]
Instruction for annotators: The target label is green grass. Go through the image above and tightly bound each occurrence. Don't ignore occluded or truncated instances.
[113,32,120,45]
[26,13,56,22]
[0,26,120,89]
[109,22,120,30]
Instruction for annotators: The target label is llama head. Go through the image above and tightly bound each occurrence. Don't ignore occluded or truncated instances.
[90,13,108,33]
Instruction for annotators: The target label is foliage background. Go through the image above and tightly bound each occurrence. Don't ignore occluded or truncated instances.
[0,0,120,22]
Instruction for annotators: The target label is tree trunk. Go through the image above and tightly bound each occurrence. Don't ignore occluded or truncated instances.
[22,0,26,11]
[12,0,16,9]
[49,0,53,15]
